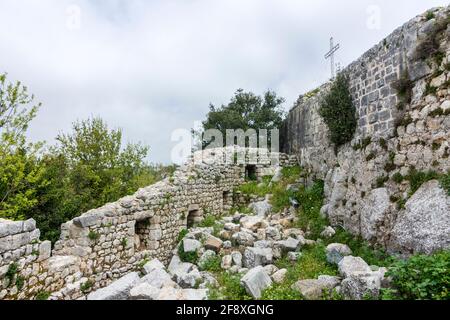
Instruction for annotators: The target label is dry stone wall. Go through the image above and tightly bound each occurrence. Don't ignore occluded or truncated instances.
[0,147,297,300]
[281,6,450,255]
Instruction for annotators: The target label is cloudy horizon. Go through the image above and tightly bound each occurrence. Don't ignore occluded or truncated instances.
[0,0,448,164]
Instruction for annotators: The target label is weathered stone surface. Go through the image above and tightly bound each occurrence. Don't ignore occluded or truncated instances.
[340,270,385,300]
[231,251,243,268]
[87,272,140,300]
[73,213,101,228]
[204,235,223,253]
[389,181,450,254]
[291,276,340,300]
[326,243,352,265]
[142,258,165,275]
[249,200,272,217]
[240,266,272,299]
[221,255,232,270]
[338,256,371,278]
[360,188,390,241]
[198,250,216,270]
[129,283,160,300]
[320,226,336,238]
[240,216,266,231]
[243,247,273,268]
[141,268,174,289]
[232,231,255,247]
[183,239,202,253]
[271,269,287,284]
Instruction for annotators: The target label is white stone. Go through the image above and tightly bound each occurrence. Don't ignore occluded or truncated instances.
[240,266,272,299]
[87,272,140,300]
[389,180,450,254]
[360,188,390,241]
[142,258,165,275]
[338,256,371,278]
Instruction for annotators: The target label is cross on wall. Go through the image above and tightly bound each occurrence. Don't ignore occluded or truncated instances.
[324,37,340,79]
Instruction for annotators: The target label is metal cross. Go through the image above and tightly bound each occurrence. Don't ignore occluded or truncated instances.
[324,37,340,79]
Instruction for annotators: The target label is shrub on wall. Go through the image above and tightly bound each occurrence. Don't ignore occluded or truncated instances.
[319,73,356,149]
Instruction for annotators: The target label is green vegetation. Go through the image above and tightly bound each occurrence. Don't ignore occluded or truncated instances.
[208,272,252,300]
[295,181,326,240]
[88,231,100,242]
[5,262,18,284]
[177,229,189,243]
[425,11,436,21]
[319,73,356,149]
[414,14,450,64]
[404,168,439,196]
[353,137,372,151]
[392,70,413,107]
[199,255,222,272]
[196,89,285,148]
[263,245,338,300]
[178,241,198,264]
[35,291,50,300]
[80,280,94,293]
[0,73,175,243]
[382,251,450,300]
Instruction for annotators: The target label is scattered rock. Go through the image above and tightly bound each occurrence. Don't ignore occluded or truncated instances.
[183,239,202,253]
[249,200,272,217]
[271,269,287,284]
[338,256,371,278]
[243,247,273,268]
[240,266,272,299]
[320,226,336,238]
[129,283,159,300]
[326,243,352,265]
[87,272,140,300]
[142,259,165,275]
[204,235,223,253]
[221,255,232,270]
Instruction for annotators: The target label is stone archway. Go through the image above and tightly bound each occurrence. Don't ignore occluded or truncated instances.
[186,204,203,229]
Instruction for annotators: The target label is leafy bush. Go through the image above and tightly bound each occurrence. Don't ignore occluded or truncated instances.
[177,229,188,243]
[319,73,356,148]
[178,241,198,264]
[384,251,450,300]
[80,280,94,293]
[295,181,327,239]
[199,255,222,272]
[208,272,251,300]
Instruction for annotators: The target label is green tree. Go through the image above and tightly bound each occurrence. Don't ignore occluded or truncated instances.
[199,89,285,147]
[0,73,46,221]
[55,117,151,212]
[319,73,356,149]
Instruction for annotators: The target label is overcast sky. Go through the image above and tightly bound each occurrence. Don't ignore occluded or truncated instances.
[0,0,448,164]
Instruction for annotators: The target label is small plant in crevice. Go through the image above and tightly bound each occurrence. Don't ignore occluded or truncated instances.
[379,138,388,150]
[178,241,198,264]
[366,152,376,162]
[392,172,404,184]
[5,262,18,285]
[35,291,51,300]
[88,231,100,242]
[375,176,389,188]
[177,229,189,243]
[425,11,436,21]
[405,168,439,196]
[80,280,94,293]
[319,73,356,149]
[392,70,413,105]
[424,83,438,96]
[121,238,128,248]
[414,14,450,63]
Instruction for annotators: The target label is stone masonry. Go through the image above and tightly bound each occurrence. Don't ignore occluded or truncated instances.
[282,6,450,254]
[0,147,296,300]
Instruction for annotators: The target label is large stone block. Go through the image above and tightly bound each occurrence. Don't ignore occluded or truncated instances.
[87,272,140,300]
[240,266,272,299]
[389,180,450,255]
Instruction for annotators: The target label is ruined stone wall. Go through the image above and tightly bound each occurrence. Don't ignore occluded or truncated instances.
[282,6,450,254]
[0,147,297,300]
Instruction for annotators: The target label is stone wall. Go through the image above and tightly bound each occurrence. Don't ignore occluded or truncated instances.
[281,6,450,254]
[0,147,297,300]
